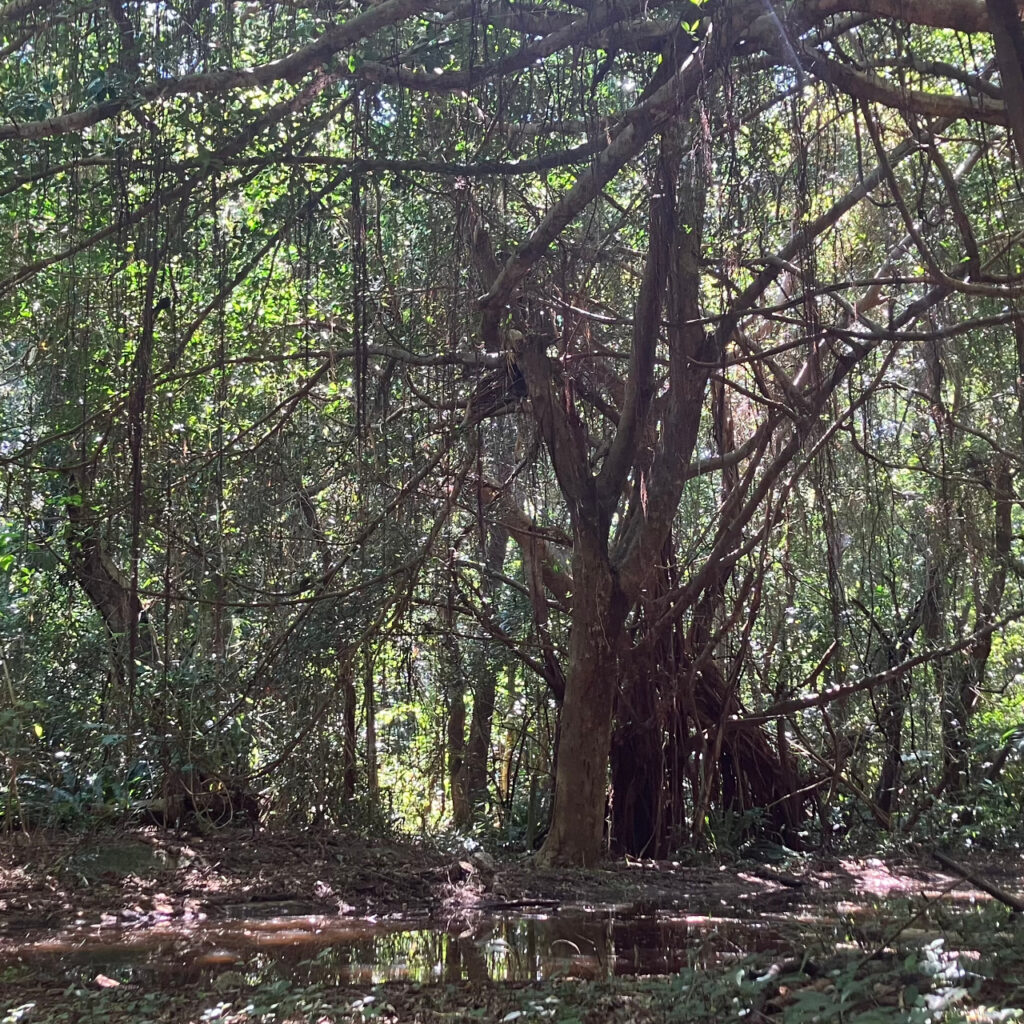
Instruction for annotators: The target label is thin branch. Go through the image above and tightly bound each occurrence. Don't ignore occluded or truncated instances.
[744,604,1024,724]
[0,0,442,141]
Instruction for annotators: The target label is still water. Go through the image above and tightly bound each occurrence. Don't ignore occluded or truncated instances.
[6,904,796,987]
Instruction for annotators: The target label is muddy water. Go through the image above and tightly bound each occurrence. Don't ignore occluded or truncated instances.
[3,905,801,987]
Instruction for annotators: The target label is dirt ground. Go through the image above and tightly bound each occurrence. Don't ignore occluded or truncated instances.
[1,825,1020,935]
[0,827,446,942]
[2,827,1024,1022]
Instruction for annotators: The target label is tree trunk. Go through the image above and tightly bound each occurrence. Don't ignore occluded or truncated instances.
[64,466,161,709]
[364,653,378,800]
[609,666,663,857]
[874,675,910,817]
[442,584,470,824]
[460,656,495,818]
[537,540,625,866]
[868,594,925,817]
[452,526,509,827]
[526,139,710,866]
[448,680,469,825]
[340,656,358,801]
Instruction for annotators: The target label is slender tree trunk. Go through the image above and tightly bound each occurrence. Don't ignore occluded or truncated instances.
[448,679,469,825]
[364,653,378,800]
[943,456,1012,798]
[64,466,161,702]
[447,693,469,824]
[340,656,358,801]
[869,594,925,817]
[452,526,509,826]
[460,656,495,818]
[941,664,973,796]
[873,675,910,817]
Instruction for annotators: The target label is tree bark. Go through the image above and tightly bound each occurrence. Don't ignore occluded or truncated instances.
[364,653,378,800]
[453,526,510,825]
[340,659,358,801]
[985,0,1024,160]
[64,465,160,684]
[537,535,627,865]
[609,655,664,856]
[528,133,713,866]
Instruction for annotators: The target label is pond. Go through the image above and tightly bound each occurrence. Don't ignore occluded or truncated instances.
[4,882,1021,1024]
[5,901,810,989]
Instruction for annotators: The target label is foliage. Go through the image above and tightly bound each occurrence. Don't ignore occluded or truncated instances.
[0,0,1022,865]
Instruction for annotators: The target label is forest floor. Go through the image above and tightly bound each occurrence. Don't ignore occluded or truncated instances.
[2,827,1024,1022]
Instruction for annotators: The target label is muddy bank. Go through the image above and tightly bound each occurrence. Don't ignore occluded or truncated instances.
[0,828,445,942]
[3,831,1024,1022]
[3,827,1023,944]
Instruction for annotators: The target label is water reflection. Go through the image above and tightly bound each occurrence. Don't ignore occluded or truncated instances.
[6,908,795,988]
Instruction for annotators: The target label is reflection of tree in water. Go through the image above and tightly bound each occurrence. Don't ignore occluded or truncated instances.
[231,928,453,986]
[16,910,800,989]
[444,933,489,983]
[491,913,791,979]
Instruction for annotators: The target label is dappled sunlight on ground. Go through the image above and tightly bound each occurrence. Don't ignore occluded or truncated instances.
[3,832,1024,1021]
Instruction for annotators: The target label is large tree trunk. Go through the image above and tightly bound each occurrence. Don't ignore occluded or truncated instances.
[537,538,626,865]
[526,137,710,866]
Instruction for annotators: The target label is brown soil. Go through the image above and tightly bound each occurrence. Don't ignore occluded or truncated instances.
[0,826,447,945]
[3,831,1024,1023]
[2,826,1022,946]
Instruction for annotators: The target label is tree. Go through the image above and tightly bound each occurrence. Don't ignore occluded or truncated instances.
[1,0,1022,857]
